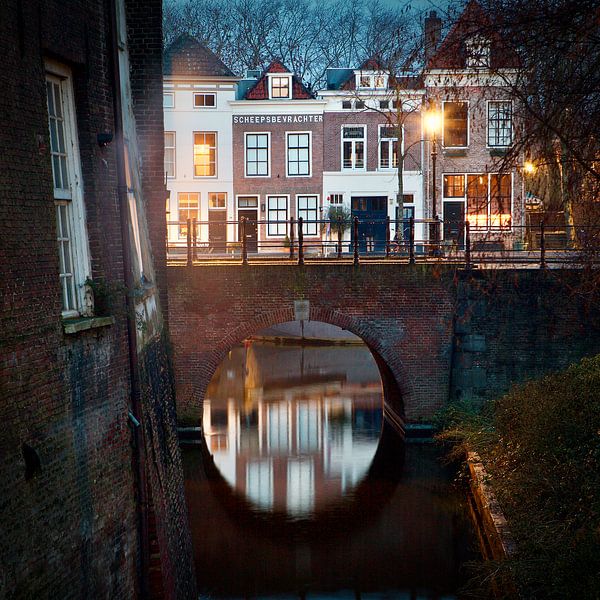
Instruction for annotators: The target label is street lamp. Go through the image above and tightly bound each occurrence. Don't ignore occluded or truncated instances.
[424,108,442,250]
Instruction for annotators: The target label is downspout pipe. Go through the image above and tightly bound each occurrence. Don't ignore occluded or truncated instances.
[108,0,150,595]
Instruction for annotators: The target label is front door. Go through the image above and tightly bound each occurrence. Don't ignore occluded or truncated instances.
[209,210,227,252]
[443,201,465,248]
[351,196,387,253]
[238,209,258,253]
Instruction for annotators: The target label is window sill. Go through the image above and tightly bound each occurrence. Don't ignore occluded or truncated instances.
[63,315,115,334]
[489,147,509,157]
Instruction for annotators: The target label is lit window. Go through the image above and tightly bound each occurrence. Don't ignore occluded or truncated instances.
[193,93,216,108]
[46,67,91,316]
[178,192,199,237]
[342,126,365,170]
[193,132,216,176]
[466,36,491,68]
[287,132,311,176]
[245,133,269,176]
[164,131,175,178]
[267,196,288,236]
[490,174,512,227]
[488,101,512,147]
[374,75,386,88]
[379,126,399,169]
[209,192,226,209]
[271,76,290,99]
[359,75,371,88]
[298,195,319,235]
[443,101,468,147]
[443,174,466,198]
[466,174,488,227]
[163,92,174,108]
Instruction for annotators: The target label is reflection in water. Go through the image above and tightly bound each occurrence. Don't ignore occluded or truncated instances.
[184,340,479,599]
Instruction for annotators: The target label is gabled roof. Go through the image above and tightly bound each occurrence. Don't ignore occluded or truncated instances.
[163,35,236,78]
[426,0,520,70]
[243,60,314,100]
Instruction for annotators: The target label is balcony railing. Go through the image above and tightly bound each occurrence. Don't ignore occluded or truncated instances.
[166,217,600,269]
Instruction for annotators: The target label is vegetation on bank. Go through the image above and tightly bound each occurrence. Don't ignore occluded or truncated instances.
[440,355,600,599]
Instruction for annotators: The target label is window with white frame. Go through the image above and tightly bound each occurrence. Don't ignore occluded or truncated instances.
[287,132,311,176]
[267,196,288,235]
[164,131,175,178]
[342,126,365,170]
[193,132,217,176]
[465,36,491,68]
[374,74,386,88]
[443,101,468,148]
[342,100,352,110]
[178,192,199,237]
[163,92,174,108]
[209,192,226,209]
[358,74,371,88]
[298,195,318,235]
[245,133,269,176]
[246,460,273,509]
[487,101,512,147]
[379,125,399,169]
[329,193,343,205]
[193,93,216,108]
[46,67,91,316]
[270,76,290,99]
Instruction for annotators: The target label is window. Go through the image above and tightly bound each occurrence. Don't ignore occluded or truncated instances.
[193,132,216,176]
[46,67,91,316]
[209,192,226,209]
[374,75,386,88]
[392,99,400,110]
[267,196,288,236]
[271,76,290,99]
[466,175,488,227]
[466,36,491,68]
[164,132,175,178]
[443,101,468,147]
[379,100,389,109]
[287,458,314,515]
[359,75,371,88]
[355,100,365,109]
[490,174,512,227]
[245,133,269,176]
[163,92,174,108]
[342,100,352,110]
[488,101,512,147]
[238,196,258,208]
[443,174,465,198]
[178,192,199,237]
[287,132,311,176]
[193,93,216,108]
[329,193,343,205]
[246,460,273,509]
[298,195,319,235]
[379,126,399,169]
[342,126,365,170]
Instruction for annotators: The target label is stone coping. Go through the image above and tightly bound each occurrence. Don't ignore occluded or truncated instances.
[62,316,115,334]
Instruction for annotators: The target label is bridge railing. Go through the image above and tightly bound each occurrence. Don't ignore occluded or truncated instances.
[165,217,600,268]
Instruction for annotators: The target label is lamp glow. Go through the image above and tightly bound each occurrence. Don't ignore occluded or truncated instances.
[524,161,536,174]
[424,109,442,135]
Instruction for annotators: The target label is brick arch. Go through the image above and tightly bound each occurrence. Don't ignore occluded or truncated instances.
[188,307,409,431]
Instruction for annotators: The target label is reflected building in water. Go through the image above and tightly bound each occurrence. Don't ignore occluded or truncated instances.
[202,342,383,516]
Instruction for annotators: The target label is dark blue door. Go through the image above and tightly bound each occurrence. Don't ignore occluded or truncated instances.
[351,196,387,253]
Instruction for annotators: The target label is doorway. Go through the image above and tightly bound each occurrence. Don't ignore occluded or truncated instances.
[351,196,387,253]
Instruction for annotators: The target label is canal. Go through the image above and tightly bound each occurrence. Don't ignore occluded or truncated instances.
[182,327,480,599]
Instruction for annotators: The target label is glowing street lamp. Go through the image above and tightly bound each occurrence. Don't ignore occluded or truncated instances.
[523,160,536,175]
[425,107,442,249]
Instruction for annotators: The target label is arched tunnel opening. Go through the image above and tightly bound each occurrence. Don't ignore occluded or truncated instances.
[180,320,481,598]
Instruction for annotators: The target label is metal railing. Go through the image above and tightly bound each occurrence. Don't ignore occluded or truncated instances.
[166,217,600,269]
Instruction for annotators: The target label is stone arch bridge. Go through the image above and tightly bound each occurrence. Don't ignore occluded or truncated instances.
[167,264,600,427]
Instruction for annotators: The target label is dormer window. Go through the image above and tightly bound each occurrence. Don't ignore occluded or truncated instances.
[356,72,388,89]
[465,36,491,68]
[374,75,386,88]
[270,76,291,99]
[359,75,371,88]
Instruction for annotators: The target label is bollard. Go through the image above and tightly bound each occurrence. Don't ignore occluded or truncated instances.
[337,217,342,259]
[289,216,295,260]
[385,216,390,258]
[540,220,546,269]
[186,217,192,266]
[298,216,304,265]
[241,217,248,265]
[465,220,472,270]
[409,216,415,265]
[353,217,359,265]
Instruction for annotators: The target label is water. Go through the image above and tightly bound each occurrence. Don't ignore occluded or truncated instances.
[182,340,479,599]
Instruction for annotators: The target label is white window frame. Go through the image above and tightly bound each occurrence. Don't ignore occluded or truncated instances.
[486,100,513,148]
[341,125,366,171]
[244,132,270,178]
[193,92,216,109]
[378,124,403,170]
[193,131,217,178]
[465,35,491,68]
[164,131,176,178]
[328,193,344,205]
[208,192,227,209]
[296,194,319,236]
[266,195,289,237]
[163,92,174,108]
[269,75,291,99]
[442,100,470,149]
[45,61,91,318]
[177,192,200,239]
[286,131,312,177]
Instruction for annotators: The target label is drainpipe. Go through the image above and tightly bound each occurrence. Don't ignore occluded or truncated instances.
[108,0,150,595]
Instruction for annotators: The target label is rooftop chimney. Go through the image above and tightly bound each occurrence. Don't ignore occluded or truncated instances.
[424,10,442,64]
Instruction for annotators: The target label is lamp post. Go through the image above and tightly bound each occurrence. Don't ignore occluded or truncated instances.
[424,108,442,251]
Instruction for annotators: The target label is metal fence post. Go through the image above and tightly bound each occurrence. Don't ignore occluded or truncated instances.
[289,216,295,260]
[337,217,342,259]
[298,216,304,265]
[409,216,415,265]
[192,218,198,261]
[186,218,192,266]
[353,217,359,265]
[241,217,248,265]
[385,216,390,258]
[540,220,546,269]
[465,220,471,270]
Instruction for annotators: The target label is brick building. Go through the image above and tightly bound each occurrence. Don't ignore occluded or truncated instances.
[0,0,195,598]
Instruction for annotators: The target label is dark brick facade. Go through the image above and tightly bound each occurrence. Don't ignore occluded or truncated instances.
[0,1,195,598]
